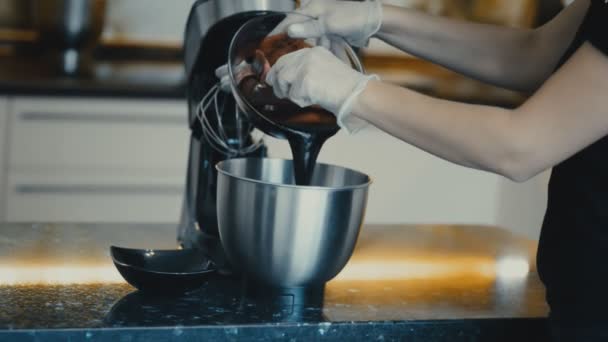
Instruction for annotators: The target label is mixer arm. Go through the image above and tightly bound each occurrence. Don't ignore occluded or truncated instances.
[184,1,287,131]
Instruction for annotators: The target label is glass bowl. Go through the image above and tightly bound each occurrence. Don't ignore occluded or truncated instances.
[227,12,365,140]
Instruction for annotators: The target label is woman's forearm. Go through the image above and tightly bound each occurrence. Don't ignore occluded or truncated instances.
[376,2,588,92]
[353,80,518,178]
[351,43,608,183]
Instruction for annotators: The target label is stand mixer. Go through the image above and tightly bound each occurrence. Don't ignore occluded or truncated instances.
[170,0,371,304]
[109,0,370,315]
[178,0,295,271]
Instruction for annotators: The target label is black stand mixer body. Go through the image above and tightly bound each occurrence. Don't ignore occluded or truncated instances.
[178,0,295,272]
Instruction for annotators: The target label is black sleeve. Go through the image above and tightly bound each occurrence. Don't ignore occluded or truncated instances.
[586,0,608,55]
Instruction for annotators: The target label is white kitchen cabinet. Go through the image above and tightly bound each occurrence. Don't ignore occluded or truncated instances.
[0,97,8,221]
[5,97,189,223]
[9,97,188,171]
[5,170,184,223]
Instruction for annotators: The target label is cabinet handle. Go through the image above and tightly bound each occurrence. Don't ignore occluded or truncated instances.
[20,112,185,125]
[15,184,183,195]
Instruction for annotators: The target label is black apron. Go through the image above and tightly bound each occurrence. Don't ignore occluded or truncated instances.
[537,0,608,324]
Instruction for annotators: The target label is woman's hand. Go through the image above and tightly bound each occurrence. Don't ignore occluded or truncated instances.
[266,46,378,133]
[215,64,232,93]
[215,61,253,93]
[272,0,383,47]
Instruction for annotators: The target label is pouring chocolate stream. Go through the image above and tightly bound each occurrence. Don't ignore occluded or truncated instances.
[237,34,340,185]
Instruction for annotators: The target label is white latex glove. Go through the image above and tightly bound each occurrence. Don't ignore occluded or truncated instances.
[216,61,251,93]
[271,0,383,48]
[215,64,231,93]
[266,46,379,134]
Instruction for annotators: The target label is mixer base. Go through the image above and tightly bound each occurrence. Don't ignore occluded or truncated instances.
[242,279,325,307]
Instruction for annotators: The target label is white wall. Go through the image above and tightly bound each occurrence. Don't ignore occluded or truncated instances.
[265,128,548,240]
[0,98,8,221]
[494,172,550,239]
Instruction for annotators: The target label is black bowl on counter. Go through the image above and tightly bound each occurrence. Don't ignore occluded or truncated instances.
[110,246,216,294]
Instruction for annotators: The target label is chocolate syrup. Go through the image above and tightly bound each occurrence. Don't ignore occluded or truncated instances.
[239,76,339,185]
[286,125,338,186]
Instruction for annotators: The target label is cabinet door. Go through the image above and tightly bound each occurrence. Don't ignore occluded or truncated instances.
[6,170,184,223]
[9,97,189,172]
[0,97,8,221]
[6,97,189,223]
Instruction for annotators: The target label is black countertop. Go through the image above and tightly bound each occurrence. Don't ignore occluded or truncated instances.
[0,223,549,341]
[0,46,186,99]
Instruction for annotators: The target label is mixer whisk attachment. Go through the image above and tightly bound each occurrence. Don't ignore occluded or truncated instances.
[196,83,264,157]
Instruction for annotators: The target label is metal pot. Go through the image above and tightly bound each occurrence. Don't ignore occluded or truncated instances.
[216,158,371,288]
[0,1,33,28]
[32,0,106,75]
[33,0,105,48]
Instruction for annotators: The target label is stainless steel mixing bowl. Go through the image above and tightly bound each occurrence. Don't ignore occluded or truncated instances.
[216,158,371,288]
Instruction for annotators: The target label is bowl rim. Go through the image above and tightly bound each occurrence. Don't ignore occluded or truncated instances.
[110,246,216,276]
[215,157,373,191]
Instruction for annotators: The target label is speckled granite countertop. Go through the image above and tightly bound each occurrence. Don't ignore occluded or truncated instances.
[0,223,549,341]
